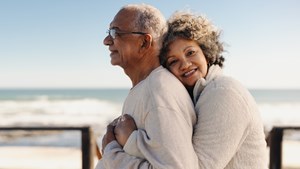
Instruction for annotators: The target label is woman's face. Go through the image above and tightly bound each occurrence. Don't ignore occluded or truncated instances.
[166,38,208,89]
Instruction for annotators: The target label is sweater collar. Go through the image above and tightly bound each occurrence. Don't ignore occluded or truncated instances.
[193,65,223,103]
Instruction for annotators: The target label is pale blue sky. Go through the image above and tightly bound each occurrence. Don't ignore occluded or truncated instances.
[0,0,299,89]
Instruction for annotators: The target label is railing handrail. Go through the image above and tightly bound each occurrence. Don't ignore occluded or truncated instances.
[0,126,95,169]
[269,126,300,169]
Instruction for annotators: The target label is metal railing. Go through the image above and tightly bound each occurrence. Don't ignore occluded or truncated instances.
[269,126,300,169]
[3,126,299,169]
[0,126,95,169]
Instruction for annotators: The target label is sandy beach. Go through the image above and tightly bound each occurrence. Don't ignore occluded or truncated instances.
[282,140,300,168]
[0,146,98,169]
[0,140,299,169]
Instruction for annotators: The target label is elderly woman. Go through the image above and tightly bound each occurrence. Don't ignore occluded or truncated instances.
[113,11,269,169]
[159,11,268,168]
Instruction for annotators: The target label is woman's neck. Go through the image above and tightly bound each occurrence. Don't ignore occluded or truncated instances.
[186,86,194,100]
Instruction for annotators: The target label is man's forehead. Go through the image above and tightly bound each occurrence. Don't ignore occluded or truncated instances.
[109,9,136,28]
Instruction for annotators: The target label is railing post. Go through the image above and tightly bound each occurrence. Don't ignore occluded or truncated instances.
[269,127,283,169]
[81,126,95,169]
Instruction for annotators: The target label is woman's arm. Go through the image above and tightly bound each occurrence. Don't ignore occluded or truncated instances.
[114,114,137,147]
[102,114,137,151]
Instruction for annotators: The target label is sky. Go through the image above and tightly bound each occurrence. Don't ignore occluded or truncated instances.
[0,0,299,89]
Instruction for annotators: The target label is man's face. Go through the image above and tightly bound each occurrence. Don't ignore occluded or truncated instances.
[103,9,143,69]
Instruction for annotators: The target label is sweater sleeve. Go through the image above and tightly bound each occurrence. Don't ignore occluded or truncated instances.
[123,130,144,158]
[97,107,199,169]
[193,86,251,169]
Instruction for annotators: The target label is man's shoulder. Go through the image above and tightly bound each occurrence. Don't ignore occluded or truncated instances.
[146,66,190,98]
[150,66,172,76]
[148,66,181,85]
[147,67,186,91]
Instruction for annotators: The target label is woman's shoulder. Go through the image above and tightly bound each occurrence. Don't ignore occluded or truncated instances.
[202,75,258,109]
[208,75,247,92]
[200,74,254,105]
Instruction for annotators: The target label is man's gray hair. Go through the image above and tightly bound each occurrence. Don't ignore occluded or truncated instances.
[121,4,167,46]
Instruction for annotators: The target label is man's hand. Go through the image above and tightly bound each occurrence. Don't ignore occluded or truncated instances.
[101,123,116,154]
[114,114,137,147]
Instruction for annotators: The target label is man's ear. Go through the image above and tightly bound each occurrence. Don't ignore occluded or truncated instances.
[141,34,152,49]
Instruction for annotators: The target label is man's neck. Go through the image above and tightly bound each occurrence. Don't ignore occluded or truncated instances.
[125,59,160,87]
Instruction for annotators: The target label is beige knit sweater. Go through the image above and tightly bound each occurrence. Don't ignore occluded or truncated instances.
[96,65,268,169]
[192,65,268,169]
[96,66,199,169]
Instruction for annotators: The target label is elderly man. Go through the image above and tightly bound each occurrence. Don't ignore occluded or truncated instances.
[95,4,199,169]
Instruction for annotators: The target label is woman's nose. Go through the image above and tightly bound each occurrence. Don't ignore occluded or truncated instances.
[180,59,192,70]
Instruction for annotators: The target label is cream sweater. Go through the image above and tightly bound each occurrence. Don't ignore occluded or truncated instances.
[96,66,199,169]
[192,65,268,169]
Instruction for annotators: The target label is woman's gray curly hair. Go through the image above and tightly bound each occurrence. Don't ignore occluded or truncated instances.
[160,11,225,68]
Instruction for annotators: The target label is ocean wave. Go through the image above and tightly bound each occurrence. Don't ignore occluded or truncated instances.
[0,130,81,147]
[0,98,123,132]
[258,102,300,132]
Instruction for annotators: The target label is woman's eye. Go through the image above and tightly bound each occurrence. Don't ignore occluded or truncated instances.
[187,50,195,56]
[167,59,177,66]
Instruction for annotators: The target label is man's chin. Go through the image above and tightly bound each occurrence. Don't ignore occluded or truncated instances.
[110,56,120,65]
[110,60,120,66]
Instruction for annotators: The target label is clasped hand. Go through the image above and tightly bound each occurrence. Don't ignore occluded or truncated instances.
[101,114,137,154]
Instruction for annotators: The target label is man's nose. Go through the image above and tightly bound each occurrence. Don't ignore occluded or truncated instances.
[103,35,113,46]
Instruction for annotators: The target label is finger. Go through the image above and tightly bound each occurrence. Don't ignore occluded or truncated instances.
[122,114,133,120]
[118,115,136,127]
[101,134,107,154]
[106,124,115,133]
[118,114,133,123]
[110,116,121,126]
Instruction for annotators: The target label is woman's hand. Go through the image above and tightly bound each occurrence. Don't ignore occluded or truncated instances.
[114,114,137,147]
[101,114,137,154]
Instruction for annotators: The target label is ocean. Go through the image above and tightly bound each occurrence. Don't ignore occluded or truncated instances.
[0,88,129,147]
[1,88,300,147]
